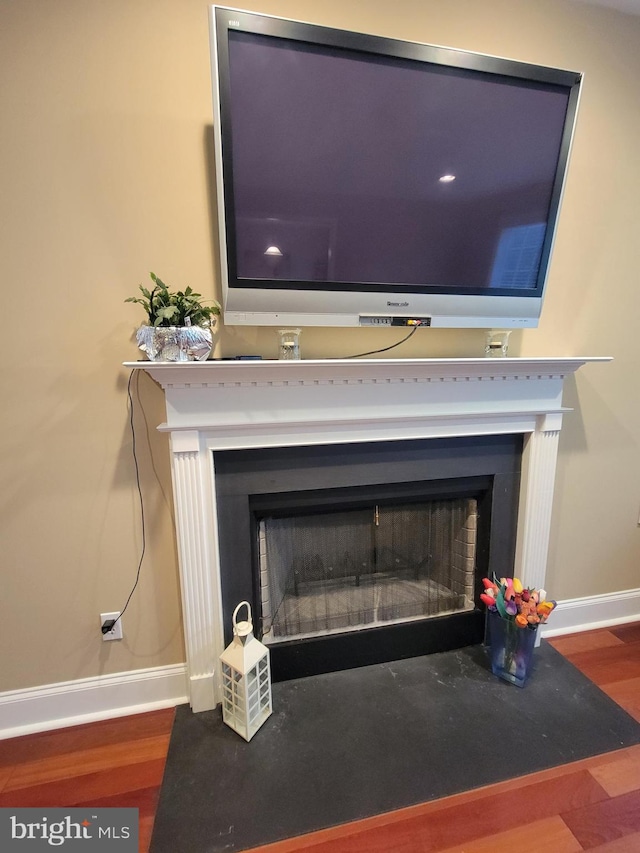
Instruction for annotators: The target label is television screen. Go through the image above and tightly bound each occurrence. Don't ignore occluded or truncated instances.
[210,7,582,328]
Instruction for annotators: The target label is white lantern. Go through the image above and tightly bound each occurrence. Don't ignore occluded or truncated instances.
[220,601,272,741]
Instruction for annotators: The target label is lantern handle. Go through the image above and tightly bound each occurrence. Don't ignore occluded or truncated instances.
[232,601,253,636]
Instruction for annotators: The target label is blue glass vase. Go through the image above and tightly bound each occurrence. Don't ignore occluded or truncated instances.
[487,610,537,687]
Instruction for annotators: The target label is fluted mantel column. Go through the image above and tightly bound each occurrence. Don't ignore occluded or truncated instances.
[515,413,564,591]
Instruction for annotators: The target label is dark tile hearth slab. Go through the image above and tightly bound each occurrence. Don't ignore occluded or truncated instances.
[150,642,640,853]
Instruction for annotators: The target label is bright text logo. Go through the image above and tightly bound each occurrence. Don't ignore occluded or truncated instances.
[1,809,137,850]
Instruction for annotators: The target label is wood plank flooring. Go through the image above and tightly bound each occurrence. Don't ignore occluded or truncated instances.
[0,623,638,853]
[0,708,175,852]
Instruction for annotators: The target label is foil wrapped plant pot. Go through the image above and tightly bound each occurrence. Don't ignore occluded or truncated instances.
[486,609,537,688]
[135,324,213,362]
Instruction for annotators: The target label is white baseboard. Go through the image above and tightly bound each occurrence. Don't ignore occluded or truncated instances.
[1,590,638,741]
[0,663,188,741]
[541,588,640,638]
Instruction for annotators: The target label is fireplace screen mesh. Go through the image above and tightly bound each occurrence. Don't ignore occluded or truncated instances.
[259,498,477,643]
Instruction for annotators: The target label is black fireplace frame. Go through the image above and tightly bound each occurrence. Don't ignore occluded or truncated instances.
[213,435,522,681]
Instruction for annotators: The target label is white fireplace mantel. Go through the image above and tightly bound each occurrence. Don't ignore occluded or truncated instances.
[125,356,609,711]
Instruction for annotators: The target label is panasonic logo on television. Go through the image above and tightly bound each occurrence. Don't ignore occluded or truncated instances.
[387,301,409,307]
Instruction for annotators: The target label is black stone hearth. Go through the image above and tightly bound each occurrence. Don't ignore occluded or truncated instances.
[150,642,640,853]
[214,435,522,680]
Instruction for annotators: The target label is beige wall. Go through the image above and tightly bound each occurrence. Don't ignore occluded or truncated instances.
[1,0,639,693]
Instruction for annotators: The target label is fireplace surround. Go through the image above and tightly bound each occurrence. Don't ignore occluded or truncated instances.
[214,434,521,681]
[125,356,605,712]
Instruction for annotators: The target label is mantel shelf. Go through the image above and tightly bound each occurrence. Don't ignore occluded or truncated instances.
[124,356,611,389]
[123,355,611,439]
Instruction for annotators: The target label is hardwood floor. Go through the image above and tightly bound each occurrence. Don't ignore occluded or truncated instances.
[1,623,638,853]
[0,708,175,852]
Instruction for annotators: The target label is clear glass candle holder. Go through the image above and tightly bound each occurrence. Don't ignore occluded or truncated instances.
[277,328,302,360]
[484,330,512,358]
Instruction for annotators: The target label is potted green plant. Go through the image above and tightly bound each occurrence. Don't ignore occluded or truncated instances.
[126,272,220,361]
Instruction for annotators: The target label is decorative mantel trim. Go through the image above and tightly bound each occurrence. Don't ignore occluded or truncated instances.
[124,356,610,712]
[125,357,608,436]
[125,356,603,390]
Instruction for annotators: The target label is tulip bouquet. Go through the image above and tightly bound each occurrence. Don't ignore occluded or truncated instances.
[481,576,556,629]
[482,576,557,686]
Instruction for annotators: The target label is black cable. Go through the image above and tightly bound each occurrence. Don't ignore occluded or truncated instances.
[105,371,147,632]
[342,324,419,359]
[107,329,417,633]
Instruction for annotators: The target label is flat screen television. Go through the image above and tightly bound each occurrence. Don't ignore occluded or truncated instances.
[209,6,582,328]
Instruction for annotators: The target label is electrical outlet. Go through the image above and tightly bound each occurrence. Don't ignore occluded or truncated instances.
[100,611,123,641]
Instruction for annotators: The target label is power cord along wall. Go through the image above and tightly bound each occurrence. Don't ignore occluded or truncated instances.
[101,370,146,634]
